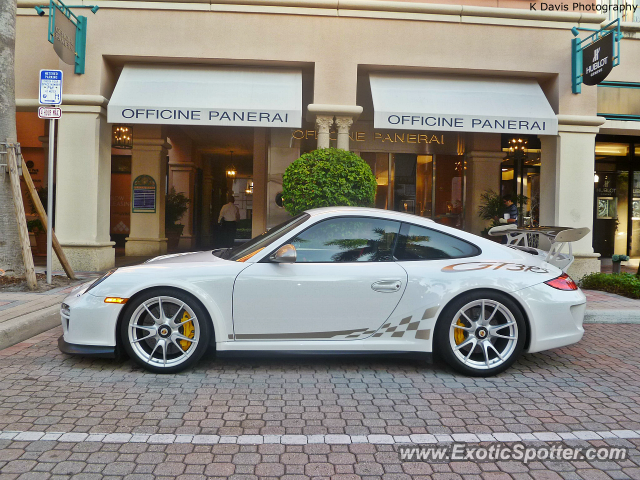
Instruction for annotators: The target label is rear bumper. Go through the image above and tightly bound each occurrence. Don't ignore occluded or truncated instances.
[58,336,116,358]
[514,283,586,353]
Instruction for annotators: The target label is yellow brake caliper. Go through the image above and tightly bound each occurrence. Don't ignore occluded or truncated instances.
[179,311,195,351]
[454,317,467,345]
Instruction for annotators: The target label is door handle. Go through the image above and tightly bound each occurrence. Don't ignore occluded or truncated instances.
[371,280,402,293]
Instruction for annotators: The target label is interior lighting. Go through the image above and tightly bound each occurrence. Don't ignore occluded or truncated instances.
[112,125,133,149]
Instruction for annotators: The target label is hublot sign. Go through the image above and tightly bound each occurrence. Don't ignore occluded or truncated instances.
[582,33,614,86]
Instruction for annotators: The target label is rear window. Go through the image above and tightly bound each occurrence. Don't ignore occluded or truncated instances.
[394,223,480,260]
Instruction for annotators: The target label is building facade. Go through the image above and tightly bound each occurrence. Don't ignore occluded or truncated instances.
[13,0,640,276]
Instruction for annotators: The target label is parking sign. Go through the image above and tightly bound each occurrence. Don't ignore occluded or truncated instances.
[39,70,63,105]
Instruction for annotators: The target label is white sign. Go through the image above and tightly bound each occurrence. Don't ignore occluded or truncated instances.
[374,113,558,135]
[39,70,63,105]
[38,107,62,119]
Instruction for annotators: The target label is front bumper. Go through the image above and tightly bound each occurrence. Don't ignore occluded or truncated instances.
[58,336,116,358]
[58,282,123,352]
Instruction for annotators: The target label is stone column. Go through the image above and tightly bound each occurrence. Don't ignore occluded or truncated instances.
[464,151,504,236]
[168,162,196,250]
[53,105,114,272]
[125,128,171,257]
[539,117,603,278]
[335,116,354,151]
[315,115,334,149]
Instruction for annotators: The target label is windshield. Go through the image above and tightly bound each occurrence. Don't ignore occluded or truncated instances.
[222,213,310,261]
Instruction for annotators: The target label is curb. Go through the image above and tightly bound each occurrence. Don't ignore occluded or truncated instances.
[584,310,640,324]
[0,305,60,350]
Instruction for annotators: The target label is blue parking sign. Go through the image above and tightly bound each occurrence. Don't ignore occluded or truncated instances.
[39,70,63,105]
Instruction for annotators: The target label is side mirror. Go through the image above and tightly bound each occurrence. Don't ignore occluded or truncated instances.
[271,244,297,263]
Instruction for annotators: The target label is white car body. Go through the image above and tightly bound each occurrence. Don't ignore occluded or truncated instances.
[59,207,586,373]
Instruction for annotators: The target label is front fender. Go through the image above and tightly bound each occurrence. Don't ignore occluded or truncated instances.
[85,262,249,344]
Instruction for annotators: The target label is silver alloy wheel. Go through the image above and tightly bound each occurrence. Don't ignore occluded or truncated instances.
[127,295,200,369]
[448,299,518,370]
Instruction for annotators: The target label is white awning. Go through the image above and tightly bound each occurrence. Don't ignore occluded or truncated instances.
[108,65,302,128]
[369,73,558,135]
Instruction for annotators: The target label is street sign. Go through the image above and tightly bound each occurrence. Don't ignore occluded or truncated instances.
[39,69,63,105]
[582,33,615,86]
[38,106,62,119]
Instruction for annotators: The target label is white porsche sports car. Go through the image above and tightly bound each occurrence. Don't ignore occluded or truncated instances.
[59,207,586,376]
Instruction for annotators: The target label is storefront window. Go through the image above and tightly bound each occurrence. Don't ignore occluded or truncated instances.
[631,171,640,257]
[363,153,462,228]
[594,141,631,257]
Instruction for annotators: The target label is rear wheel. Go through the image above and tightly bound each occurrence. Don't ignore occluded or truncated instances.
[120,289,211,373]
[435,291,526,376]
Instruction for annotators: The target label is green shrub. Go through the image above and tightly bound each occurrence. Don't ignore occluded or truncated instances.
[580,272,640,299]
[282,148,377,216]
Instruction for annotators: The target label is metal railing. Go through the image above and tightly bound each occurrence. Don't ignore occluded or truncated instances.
[599,0,640,23]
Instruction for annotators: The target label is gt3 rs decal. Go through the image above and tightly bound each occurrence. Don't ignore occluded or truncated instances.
[228,307,438,342]
[442,261,550,274]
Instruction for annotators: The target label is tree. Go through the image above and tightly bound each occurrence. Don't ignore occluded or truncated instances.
[0,0,24,276]
[282,148,377,216]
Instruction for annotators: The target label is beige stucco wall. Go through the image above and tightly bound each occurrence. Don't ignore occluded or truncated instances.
[16,1,610,114]
[14,0,640,271]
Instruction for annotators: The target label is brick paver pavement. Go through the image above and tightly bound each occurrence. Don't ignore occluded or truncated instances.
[1,324,640,478]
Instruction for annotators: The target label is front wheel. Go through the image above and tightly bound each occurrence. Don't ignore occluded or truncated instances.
[434,291,526,376]
[120,289,211,373]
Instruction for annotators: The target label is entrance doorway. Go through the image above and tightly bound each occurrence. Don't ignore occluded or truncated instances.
[593,138,640,258]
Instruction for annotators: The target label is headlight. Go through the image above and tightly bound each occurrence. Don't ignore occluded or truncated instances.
[85,269,117,294]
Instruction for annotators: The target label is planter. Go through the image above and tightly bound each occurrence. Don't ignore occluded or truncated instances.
[166,224,185,251]
[612,254,630,274]
[34,231,47,256]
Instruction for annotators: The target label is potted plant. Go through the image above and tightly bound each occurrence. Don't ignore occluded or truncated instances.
[477,189,528,238]
[165,187,190,251]
[282,148,377,215]
[27,219,47,256]
[612,254,630,274]
[26,186,49,255]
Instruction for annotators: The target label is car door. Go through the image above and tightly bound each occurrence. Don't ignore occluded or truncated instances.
[232,216,408,340]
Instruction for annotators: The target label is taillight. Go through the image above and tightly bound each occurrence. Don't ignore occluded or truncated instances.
[545,273,578,291]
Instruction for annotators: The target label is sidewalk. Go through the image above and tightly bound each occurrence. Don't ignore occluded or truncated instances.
[0,255,152,350]
[583,289,640,323]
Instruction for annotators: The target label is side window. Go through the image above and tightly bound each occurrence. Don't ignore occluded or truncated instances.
[395,223,480,260]
[289,217,401,263]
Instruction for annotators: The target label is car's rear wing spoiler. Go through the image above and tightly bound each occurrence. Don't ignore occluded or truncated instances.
[487,225,590,271]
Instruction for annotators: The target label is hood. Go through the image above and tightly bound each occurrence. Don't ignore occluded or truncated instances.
[144,250,224,265]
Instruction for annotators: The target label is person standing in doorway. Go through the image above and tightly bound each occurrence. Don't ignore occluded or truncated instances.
[218,194,240,247]
[499,194,518,225]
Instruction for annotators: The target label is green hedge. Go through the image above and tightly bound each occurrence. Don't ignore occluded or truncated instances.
[282,148,377,216]
[579,272,640,299]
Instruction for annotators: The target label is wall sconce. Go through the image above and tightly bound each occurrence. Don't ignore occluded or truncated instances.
[245,180,254,195]
[594,172,599,183]
[226,150,237,178]
[112,125,133,149]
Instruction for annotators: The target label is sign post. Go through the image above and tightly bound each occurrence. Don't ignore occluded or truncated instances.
[39,69,63,284]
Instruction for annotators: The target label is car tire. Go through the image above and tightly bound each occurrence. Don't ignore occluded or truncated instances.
[120,288,212,374]
[434,290,526,377]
